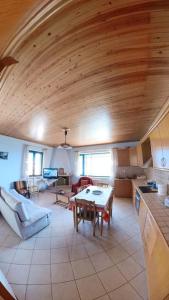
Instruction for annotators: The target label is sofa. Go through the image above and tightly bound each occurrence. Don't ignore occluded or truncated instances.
[0,188,51,240]
[71,176,94,194]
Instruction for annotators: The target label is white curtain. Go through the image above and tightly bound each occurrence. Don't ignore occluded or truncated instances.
[22,145,30,179]
[42,148,48,169]
[74,151,81,178]
[109,148,118,185]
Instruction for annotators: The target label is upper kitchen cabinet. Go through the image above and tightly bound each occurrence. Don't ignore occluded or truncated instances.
[150,112,169,169]
[136,144,143,166]
[129,147,138,166]
[150,126,162,168]
[117,148,130,166]
[158,113,169,168]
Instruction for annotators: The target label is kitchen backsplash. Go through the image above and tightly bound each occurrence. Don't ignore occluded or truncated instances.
[116,166,144,178]
[144,167,169,185]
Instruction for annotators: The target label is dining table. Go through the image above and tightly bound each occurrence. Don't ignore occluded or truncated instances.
[69,185,113,230]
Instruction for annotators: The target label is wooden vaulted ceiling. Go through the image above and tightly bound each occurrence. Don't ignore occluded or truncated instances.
[0,0,169,147]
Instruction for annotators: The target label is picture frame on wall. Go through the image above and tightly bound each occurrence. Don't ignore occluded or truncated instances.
[0,152,8,160]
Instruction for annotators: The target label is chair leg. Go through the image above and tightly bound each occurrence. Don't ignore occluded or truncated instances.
[101,213,103,236]
[93,220,95,236]
[76,218,78,232]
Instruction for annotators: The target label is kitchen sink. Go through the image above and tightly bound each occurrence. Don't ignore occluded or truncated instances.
[139,186,158,193]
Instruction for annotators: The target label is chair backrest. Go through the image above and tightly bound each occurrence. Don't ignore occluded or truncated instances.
[75,198,96,220]
[13,181,27,191]
[79,177,93,186]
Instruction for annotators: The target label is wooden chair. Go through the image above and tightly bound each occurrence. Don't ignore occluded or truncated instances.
[13,180,30,198]
[75,199,99,236]
[100,192,114,235]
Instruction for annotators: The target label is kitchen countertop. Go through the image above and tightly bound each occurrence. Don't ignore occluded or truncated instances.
[132,179,169,246]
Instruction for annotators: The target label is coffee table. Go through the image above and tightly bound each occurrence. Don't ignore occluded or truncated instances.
[55,191,75,207]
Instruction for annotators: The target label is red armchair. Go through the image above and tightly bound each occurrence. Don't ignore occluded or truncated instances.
[71,177,93,194]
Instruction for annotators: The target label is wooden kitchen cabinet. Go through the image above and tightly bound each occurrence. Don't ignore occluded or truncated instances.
[157,113,169,169]
[129,147,138,166]
[150,126,162,168]
[114,179,132,198]
[150,111,169,169]
[143,211,169,300]
[136,144,143,166]
[139,197,148,234]
[117,148,130,166]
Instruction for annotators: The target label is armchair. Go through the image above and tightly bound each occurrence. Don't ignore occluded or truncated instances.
[71,176,93,194]
[13,180,30,198]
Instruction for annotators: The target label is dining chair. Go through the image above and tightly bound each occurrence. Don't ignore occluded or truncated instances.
[75,198,99,236]
[99,191,114,235]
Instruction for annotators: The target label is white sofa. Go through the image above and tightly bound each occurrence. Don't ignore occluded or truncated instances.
[0,188,51,240]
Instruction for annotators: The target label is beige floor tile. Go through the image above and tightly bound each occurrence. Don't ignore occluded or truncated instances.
[71,258,95,279]
[85,241,104,256]
[121,236,142,255]
[11,284,26,300]
[28,264,51,284]
[52,281,80,300]
[98,265,126,292]
[13,249,33,264]
[51,262,74,283]
[111,231,131,244]
[31,249,51,264]
[109,283,142,300]
[117,257,143,280]
[2,235,21,248]
[34,237,51,250]
[51,237,67,249]
[0,247,17,263]
[90,252,113,272]
[7,264,30,284]
[76,274,106,300]
[0,262,10,275]
[96,295,110,300]
[132,248,146,268]
[26,284,52,300]
[51,247,69,263]
[69,245,88,261]
[18,238,36,250]
[106,244,129,264]
[130,271,148,299]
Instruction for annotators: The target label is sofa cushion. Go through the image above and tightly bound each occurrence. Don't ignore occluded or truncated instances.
[9,189,31,204]
[1,188,30,222]
[23,203,51,227]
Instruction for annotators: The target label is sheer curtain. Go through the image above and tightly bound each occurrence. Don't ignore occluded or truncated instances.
[109,148,118,185]
[22,145,30,179]
[74,151,81,178]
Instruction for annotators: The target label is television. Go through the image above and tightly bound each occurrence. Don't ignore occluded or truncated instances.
[43,168,58,179]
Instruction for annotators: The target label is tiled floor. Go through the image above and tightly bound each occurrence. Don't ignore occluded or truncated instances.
[0,191,148,300]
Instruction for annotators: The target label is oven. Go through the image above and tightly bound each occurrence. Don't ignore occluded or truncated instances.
[135,190,141,214]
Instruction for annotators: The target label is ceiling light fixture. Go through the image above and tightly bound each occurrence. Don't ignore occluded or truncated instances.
[57,128,72,150]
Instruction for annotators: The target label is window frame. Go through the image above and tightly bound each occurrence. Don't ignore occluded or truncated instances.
[28,150,43,177]
[79,152,111,177]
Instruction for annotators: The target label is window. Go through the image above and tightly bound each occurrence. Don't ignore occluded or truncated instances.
[79,152,111,177]
[28,150,43,176]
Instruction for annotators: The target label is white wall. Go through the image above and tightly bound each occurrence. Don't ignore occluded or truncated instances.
[0,134,53,190]
[51,148,71,174]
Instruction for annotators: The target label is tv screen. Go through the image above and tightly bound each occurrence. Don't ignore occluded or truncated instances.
[43,168,58,179]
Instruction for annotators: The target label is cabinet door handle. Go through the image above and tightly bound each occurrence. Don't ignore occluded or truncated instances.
[161,157,167,167]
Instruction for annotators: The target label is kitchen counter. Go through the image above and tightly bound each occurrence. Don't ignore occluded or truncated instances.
[132,179,169,300]
[132,179,169,246]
